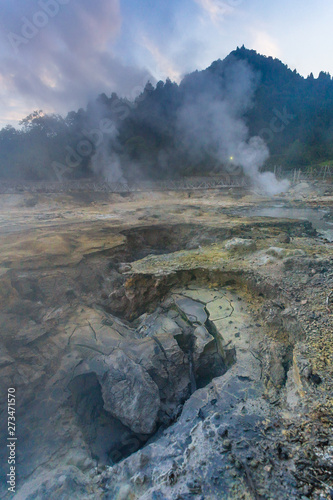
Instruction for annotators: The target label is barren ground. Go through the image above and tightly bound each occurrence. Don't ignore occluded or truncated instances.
[0,183,332,500]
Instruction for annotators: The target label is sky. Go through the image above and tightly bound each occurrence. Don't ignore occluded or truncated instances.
[0,0,333,129]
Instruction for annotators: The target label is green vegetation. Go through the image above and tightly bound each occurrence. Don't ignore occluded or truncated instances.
[1,47,333,181]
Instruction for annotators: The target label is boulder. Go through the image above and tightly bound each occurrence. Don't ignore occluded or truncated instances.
[99,351,160,435]
[192,326,215,363]
[137,313,182,338]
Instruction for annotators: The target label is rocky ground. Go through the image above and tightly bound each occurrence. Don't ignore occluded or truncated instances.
[0,182,332,499]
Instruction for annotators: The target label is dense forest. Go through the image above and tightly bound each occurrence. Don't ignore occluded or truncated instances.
[1,46,333,182]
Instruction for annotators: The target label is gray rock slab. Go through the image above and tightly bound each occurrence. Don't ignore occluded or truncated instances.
[174,297,207,325]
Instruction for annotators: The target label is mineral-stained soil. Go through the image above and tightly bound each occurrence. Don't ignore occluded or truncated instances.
[0,184,332,500]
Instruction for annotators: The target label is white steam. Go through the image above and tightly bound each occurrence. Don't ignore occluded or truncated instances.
[177,58,289,194]
[236,137,289,194]
[89,57,290,194]
[90,121,125,183]
[91,147,124,183]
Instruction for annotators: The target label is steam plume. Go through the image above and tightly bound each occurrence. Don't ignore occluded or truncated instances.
[177,57,289,194]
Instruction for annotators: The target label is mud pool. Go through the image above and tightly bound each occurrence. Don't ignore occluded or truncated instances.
[232,205,333,241]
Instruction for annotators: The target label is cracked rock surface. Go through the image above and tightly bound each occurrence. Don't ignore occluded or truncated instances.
[0,187,332,499]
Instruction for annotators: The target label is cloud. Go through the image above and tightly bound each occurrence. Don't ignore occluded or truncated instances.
[139,34,182,82]
[193,0,234,23]
[250,29,281,59]
[0,0,151,127]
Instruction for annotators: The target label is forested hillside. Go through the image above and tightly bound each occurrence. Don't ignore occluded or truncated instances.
[1,46,333,181]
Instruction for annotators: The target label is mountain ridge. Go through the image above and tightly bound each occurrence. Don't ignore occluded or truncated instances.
[1,46,333,181]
